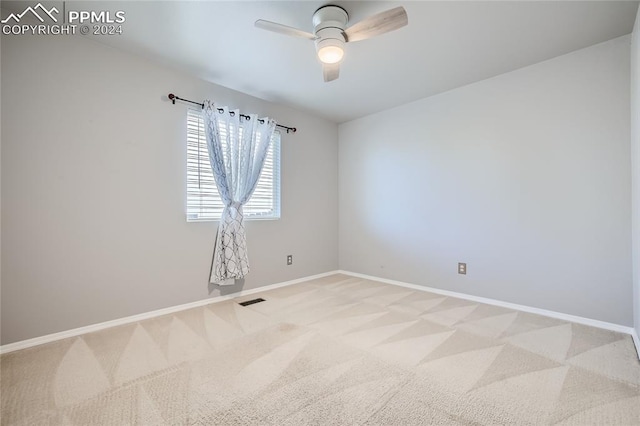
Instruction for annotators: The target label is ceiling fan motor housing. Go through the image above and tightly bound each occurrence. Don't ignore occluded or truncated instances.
[312,5,349,32]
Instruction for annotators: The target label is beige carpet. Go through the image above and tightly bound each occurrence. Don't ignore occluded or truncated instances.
[2,274,640,425]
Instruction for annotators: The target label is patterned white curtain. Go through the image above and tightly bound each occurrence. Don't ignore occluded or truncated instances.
[202,100,276,285]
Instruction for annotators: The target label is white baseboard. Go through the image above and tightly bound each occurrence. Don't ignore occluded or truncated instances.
[338,270,637,337]
[632,329,640,360]
[0,270,340,355]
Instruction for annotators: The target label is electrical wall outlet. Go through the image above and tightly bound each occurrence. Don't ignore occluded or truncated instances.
[287,255,293,265]
[458,262,467,275]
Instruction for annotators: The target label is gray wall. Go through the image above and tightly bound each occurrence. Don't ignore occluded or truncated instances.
[632,8,640,340]
[1,34,339,345]
[339,36,633,326]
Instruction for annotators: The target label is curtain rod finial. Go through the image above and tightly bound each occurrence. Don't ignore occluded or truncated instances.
[168,93,176,104]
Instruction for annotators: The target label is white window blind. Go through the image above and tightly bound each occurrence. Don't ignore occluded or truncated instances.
[186,109,281,221]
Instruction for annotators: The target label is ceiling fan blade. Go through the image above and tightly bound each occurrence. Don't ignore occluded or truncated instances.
[343,6,408,43]
[323,63,340,82]
[255,19,316,40]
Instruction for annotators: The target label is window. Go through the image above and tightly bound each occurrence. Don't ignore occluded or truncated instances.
[186,109,281,221]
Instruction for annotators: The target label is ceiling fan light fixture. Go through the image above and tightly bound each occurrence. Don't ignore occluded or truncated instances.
[318,45,344,64]
[316,37,345,64]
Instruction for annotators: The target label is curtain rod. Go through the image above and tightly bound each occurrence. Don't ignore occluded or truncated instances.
[168,93,297,134]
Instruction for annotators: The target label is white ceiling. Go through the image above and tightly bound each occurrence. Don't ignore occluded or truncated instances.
[16,1,640,123]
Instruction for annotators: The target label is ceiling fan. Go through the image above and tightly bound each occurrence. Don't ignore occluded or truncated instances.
[255,5,408,82]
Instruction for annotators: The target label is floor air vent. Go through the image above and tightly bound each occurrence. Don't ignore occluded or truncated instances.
[238,298,266,307]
